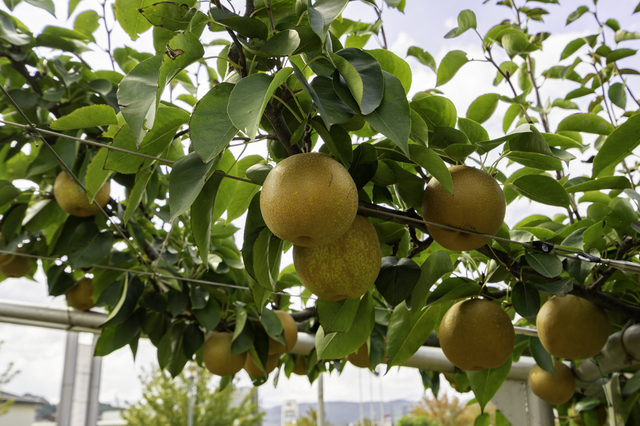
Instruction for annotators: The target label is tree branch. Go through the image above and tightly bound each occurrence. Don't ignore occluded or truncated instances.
[263,102,303,156]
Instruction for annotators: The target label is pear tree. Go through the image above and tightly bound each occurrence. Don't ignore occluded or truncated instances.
[0,0,640,423]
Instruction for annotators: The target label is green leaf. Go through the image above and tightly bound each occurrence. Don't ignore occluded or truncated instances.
[565,176,631,193]
[375,256,422,306]
[615,30,640,43]
[444,10,477,38]
[407,46,436,73]
[331,48,384,115]
[467,358,513,412]
[593,114,640,178]
[310,76,355,126]
[367,49,412,94]
[74,10,100,40]
[411,251,454,309]
[529,336,555,374]
[608,83,627,109]
[315,293,375,359]
[542,132,585,150]
[123,169,153,223]
[308,0,349,43]
[190,83,238,163]
[251,228,282,291]
[317,298,359,333]
[139,2,198,32]
[557,113,614,136]
[169,152,215,220]
[191,174,224,265]
[95,311,143,356]
[363,71,411,157]
[348,143,378,189]
[260,29,301,56]
[0,12,33,46]
[512,174,571,207]
[310,118,353,167]
[458,118,489,145]
[209,8,268,39]
[436,50,468,86]
[24,0,55,16]
[0,181,22,210]
[68,223,114,269]
[118,33,203,143]
[466,94,500,124]
[560,37,586,60]
[408,145,453,194]
[426,278,481,306]
[474,413,490,426]
[193,295,221,332]
[228,68,292,140]
[103,276,145,327]
[566,5,589,25]
[386,302,441,367]
[50,105,118,130]
[114,0,156,40]
[261,307,286,347]
[606,48,637,64]
[500,29,538,57]
[512,281,540,318]
[105,104,190,173]
[411,96,457,130]
[525,252,563,278]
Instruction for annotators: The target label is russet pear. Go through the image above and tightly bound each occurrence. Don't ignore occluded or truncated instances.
[0,250,33,278]
[438,298,515,371]
[528,361,576,405]
[422,165,505,251]
[244,353,279,377]
[293,215,381,301]
[54,171,111,217]
[202,332,247,376]
[65,277,95,311]
[260,152,358,247]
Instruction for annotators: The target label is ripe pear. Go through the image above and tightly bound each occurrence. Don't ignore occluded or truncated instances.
[421,165,505,251]
[0,251,33,278]
[292,355,307,376]
[528,361,575,405]
[244,353,279,377]
[260,152,358,247]
[268,310,299,354]
[438,298,515,371]
[293,215,381,301]
[536,295,609,360]
[202,332,247,376]
[347,342,371,369]
[54,171,111,217]
[65,278,95,311]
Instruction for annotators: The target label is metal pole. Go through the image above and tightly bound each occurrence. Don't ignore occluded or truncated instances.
[359,370,364,426]
[378,371,384,426]
[85,335,102,426]
[317,373,325,426]
[369,372,374,426]
[58,332,79,426]
[187,373,195,426]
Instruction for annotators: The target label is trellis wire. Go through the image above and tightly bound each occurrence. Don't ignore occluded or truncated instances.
[2,87,640,277]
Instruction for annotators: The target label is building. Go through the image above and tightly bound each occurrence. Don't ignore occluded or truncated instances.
[0,392,46,426]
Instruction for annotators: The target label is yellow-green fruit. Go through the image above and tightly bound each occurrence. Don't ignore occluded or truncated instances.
[536,295,610,360]
[347,343,371,369]
[260,152,358,247]
[528,361,575,405]
[438,298,515,371]
[293,215,381,301]
[268,310,299,354]
[245,353,279,377]
[292,355,307,376]
[65,278,95,311]
[0,252,33,278]
[203,332,247,376]
[421,165,505,251]
[54,172,111,217]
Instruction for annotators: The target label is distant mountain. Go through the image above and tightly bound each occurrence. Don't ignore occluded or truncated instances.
[263,399,417,426]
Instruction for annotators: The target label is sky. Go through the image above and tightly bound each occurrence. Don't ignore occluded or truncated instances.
[0,0,639,415]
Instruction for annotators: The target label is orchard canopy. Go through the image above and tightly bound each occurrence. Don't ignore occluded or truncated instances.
[1,0,640,420]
